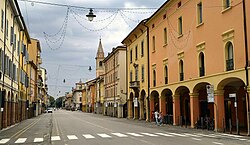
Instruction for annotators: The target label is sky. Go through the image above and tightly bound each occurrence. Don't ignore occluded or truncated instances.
[17,0,165,98]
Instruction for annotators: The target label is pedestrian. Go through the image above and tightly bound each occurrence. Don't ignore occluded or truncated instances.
[154,110,159,125]
[158,112,163,126]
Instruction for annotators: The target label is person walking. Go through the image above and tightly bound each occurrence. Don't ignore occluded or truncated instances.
[154,110,159,125]
[158,112,163,126]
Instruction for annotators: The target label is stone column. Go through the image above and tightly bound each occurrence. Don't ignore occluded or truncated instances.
[214,90,225,132]
[127,99,133,119]
[189,93,199,128]
[160,95,166,116]
[3,101,7,128]
[173,94,180,126]
[11,100,15,125]
[146,96,150,122]
[150,96,155,122]
[139,98,144,120]
[246,87,250,136]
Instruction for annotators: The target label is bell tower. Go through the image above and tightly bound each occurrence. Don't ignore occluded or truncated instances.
[95,39,104,77]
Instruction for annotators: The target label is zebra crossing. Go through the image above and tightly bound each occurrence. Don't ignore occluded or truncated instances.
[0,132,249,144]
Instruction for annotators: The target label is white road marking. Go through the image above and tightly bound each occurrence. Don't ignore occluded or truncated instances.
[82,134,95,139]
[67,135,78,140]
[238,138,247,141]
[127,133,143,137]
[141,133,158,137]
[195,133,216,138]
[97,134,111,138]
[14,138,27,143]
[155,133,174,137]
[183,133,201,137]
[212,142,224,145]
[0,139,10,144]
[220,133,242,138]
[112,133,128,137]
[34,138,43,142]
[51,136,61,141]
[191,138,201,141]
[167,132,186,137]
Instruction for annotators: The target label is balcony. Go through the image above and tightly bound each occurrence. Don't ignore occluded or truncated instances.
[226,59,234,71]
[129,81,140,89]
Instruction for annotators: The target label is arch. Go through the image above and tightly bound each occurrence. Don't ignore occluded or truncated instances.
[161,89,173,124]
[150,90,159,113]
[175,86,190,126]
[139,90,146,120]
[218,77,246,132]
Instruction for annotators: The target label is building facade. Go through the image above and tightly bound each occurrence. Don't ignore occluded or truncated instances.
[122,19,149,121]
[103,46,127,118]
[146,0,250,134]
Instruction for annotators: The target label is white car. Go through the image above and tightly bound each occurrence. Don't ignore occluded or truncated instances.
[47,108,53,113]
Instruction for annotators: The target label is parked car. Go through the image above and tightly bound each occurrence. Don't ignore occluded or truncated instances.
[47,108,53,113]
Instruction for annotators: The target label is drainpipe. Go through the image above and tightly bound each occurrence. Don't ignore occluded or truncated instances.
[242,0,250,136]
[142,20,150,122]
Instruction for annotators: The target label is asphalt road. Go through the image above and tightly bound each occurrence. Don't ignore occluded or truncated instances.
[0,109,250,145]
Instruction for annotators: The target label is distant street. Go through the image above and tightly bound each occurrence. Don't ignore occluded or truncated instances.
[0,110,250,145]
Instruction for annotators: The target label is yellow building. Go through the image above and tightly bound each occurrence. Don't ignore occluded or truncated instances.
[0,0,31,129]
[122,19,149,121]
[27,38,42,117]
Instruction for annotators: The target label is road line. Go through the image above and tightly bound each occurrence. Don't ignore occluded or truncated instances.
[127,133,143,137]
[212,142,224,145]
[167,132,186,137]
[97,134,111,138]
[0,139,10,144]
[191,138,201,141]
[82,134,95,139]
[238,138,247,141]
[155,133,174,137]
[195,133,216,138]
[34,138,43,142]
[67,135,78,140]
[112,133,128,137]
[14,138,27,143]
[141,133,158,137]
[220,133,242,138]
[183,133,201,137]
[51,136,61,141]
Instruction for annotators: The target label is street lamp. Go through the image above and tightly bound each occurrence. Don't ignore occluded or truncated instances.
[86,8,96,22]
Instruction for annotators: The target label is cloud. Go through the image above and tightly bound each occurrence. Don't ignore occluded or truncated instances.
[18,0,165,98]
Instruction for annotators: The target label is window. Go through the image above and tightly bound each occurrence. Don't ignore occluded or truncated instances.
[130,71,132,82]
[178,1,182,8]
[164,65,168,84]
[164,28,168,44]
[179,60,184,81]
[197,2,203,24]
[130,49,132,63]
[135,67,138,81]
[153,70,156,87]
[152,36,156,52]
[178,17,183,36]
[226,42,234,71]
[135,46,138,60]
[141,65,144,82]
[10,26,14,45]
[1,10,3,31]
[6,20,8,39]
[199,52,205,77]
[141,40,144,57]
[99,61,102,67]
[223,0,231,9]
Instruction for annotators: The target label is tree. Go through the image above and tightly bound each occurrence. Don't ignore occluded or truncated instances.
[49,96,55,107]
[56,97,63,108]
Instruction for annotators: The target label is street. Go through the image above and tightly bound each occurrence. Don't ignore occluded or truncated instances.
[0,110,250,145]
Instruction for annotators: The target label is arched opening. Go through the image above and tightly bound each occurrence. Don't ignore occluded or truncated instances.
[150,91,159,121]
[139,90,146,120]
[164,65,168,84]
[175,86,190,126]
[225,41,234,71]
[161,89,173,124]
[199,52,205,77]
[179,60,184,81]
[218,77,247,133]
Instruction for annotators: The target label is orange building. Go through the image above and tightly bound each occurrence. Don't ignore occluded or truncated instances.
[145,0,250,134]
